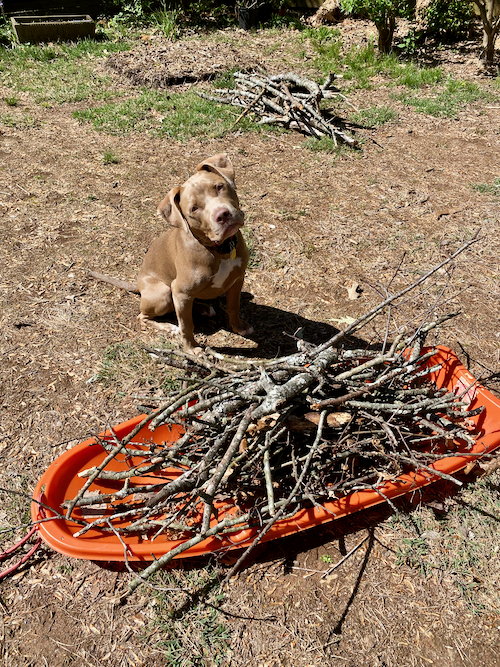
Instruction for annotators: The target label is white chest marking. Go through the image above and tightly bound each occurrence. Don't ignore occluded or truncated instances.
[211,257,243,289]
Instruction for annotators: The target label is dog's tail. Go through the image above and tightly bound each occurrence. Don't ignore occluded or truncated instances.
[86,269,140,294]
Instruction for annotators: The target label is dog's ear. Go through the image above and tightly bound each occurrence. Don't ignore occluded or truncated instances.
[157,187,190,233]
[196,153,236,186]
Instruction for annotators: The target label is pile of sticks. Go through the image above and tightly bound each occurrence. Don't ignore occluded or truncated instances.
[198,70,357,146]
[53,237,489,600]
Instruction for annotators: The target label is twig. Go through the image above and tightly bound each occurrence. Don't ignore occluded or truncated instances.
[321,534,371,578]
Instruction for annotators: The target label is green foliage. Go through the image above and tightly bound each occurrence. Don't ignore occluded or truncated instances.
[395,26,420,56]
[341,0,412,23]
[286,23,445,92]
[422,0,474,40]
[0,16,16,46]
[341,0,412,52]
[184,1,237,30]
[103,0,236,35]
[320,553,335,563]
[153,7,182,39]
[106,0,162,26]
[305,30,444,91]
[305,136,353,156]
[302,25,341,45]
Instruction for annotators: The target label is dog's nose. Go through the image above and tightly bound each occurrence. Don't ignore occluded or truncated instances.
[215,207,232,224]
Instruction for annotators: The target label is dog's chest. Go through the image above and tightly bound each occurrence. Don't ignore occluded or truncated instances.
[210,255,243,289]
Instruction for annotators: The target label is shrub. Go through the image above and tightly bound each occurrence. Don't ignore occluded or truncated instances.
[420,0,474,40]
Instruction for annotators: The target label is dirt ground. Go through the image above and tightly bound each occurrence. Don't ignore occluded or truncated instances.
[1,20,500,667]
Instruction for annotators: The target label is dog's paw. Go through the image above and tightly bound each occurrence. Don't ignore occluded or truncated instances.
[138,314,179,335]
[231,321,254,337]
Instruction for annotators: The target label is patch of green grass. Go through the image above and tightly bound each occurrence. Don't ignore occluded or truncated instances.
[342,43,401,88]
[302,25,341,45]
[0,112,39,129]
[153,8,182,40]
[394,62,445,88]
[304,28,447,92]
[145,566,229,666]
[212,68,239,90]
[398,78,493,118]
[350,105,397,127]
[0,40,130,105]
[305,31,444,91]
[396,536,431,576]
[471,177,500,196]
[440,475,500,614]
[92,342,150,387]
[301,26,343,75]
[305,135,353,156]
[74,89,260,140]
[103,149,121,165]
[4,96,19,107]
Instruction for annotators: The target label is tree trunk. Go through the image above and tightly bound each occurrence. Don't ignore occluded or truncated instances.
[475,0,500,64]
[376,15,396,54]
[483,27,496,63]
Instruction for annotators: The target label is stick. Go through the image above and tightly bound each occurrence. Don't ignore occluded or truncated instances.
[321,534,371,578]
[221,411,328,585]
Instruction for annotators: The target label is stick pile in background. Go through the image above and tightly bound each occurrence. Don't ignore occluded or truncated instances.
[198,70,358,145]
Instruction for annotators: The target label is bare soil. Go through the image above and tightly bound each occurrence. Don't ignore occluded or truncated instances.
[1,21,500,667]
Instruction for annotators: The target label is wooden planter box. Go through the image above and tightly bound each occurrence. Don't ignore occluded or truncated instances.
[11,15,95,43]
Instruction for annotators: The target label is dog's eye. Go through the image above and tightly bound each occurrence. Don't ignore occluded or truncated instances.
[190,206,198,214]
[216,183,224,192]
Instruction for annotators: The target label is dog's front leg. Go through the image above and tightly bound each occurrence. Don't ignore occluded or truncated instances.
[225,277,254,337]
[171,286,202,355]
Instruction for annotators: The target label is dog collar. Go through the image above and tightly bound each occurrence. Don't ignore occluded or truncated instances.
[215,235,238,257]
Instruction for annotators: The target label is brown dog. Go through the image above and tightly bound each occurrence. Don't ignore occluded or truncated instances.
[89,154,253,354]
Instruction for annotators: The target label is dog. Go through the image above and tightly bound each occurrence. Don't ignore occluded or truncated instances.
[88,154,253,354]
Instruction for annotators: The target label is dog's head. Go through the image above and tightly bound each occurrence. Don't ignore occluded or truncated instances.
[157,154,244,246]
